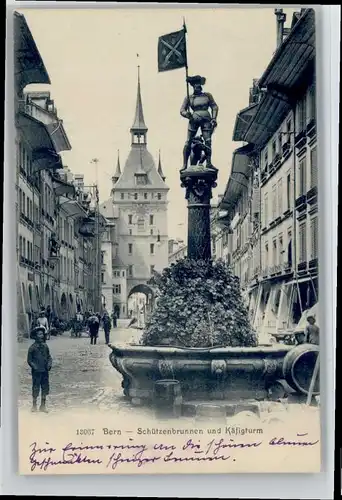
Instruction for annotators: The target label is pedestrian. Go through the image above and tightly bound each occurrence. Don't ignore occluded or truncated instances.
[27,326,52,413]
[102,313,112,345]
[112,309,118,328]
[305,315,319,345]
[88,313,100,345]
[37,309,50,340]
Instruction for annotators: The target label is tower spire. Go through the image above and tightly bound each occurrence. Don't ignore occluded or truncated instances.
[157,149,166,182]
[112,150,121,185]
[130,64,148,136]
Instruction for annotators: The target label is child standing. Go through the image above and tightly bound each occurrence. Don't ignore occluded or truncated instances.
[27,326,52,413]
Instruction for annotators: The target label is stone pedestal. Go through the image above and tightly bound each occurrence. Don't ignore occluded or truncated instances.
[180,166,218,261]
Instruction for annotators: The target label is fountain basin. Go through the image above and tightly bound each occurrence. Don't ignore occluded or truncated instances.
[108,343,319,406]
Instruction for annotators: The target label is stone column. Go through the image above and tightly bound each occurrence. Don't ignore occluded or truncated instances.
[180,165,218,261]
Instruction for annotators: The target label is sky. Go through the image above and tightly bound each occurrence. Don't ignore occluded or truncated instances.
[20,6,297,242]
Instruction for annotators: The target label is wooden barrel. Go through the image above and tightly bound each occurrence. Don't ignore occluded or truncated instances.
[282,344,320,395]
[153,380,182,419]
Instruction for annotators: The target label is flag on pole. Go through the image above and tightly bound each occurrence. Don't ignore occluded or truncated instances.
[158,28,187,72]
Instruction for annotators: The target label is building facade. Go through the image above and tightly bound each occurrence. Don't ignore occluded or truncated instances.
[100,71,169,318]
[15,13,99,338]
[218,8,317,338]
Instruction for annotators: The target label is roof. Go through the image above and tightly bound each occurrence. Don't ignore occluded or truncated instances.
[114,145,169,191]
[14,12,50,89]
[130,70,148,132]
[232,8,315,147]
[112,256,126,268]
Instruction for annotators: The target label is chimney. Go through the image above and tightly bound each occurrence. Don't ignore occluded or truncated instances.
[274,9,287,49]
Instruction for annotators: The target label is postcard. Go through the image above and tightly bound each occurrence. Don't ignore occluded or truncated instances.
[15,6,320,475]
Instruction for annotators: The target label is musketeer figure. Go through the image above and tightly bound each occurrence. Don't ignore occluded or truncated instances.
[180,75,219,171]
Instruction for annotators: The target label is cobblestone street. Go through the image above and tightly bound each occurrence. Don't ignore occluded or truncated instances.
[17,327,146,414]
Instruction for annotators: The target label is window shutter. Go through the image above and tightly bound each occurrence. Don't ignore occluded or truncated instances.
[310,147,317,188]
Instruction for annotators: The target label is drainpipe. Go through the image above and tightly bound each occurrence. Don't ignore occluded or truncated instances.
[274,9,287,49]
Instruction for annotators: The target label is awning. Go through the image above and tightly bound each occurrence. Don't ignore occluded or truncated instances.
[219,144,254,213]
[53,176,76,197]
[232,103,259,142]
[46,121,72,153]
[258,9,315,90]
[14,12,50,88]
[59,197,87,218]
[242,9,315,147]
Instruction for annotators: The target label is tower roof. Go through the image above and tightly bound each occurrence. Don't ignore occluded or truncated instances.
[112,150,121,180]
[130,67,148,133]
[157,150,166,181]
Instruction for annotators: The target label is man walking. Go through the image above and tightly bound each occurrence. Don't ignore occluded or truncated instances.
[102,312,112,345]
[88,313,100,345]
[27,326,52,413]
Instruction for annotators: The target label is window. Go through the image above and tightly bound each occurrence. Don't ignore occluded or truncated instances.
[101,272,104,284]
[272,185,277,219]
[129,229,132,235]
[264,193,268,227]
[279,234,284,262]
[157,193,161,200]
[286,172,291,210]
[310,147,317,188]
[137,217,145,232]
[27,197,30,218]
[128,265,133,277]
[22,193,26,215]
[150,229,153,235]
[121,193,124,200]
[144,193,148,200]
[150,265,155,275]
[264,242,269,269]
[298,157,307,196]
[277,179,283,216]
[128,243,133,255]
[264,149,268,170]
[297,95,307,132]
[134,193,138,200]
[19,236,23,256]
[286,119,292,143]
[310,217,318,259]
[113,284,121,294]
[122,271,125,277]
[101,251,105,264]
[308,84,316,121]
[272,239,277,266]
[149,215,154,225]
[272,140,277,159]
[150,243,155,255]
[299,221,307,263]
[128,214,133,225]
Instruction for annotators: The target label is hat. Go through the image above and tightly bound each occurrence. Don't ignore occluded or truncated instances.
[31,325,47,336]
[187,75,206,86]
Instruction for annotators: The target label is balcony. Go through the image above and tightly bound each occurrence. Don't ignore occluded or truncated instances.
[282,261,292,273]
[297,261,307,272]
[309,258,318,271]
[307,185,318,205]
[295,194,307,212]
[273,153,281,168]
[294,130,307,150]
[306,118,316,139]
[282,141,291,158]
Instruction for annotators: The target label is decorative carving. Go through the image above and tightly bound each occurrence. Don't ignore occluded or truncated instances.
[158,359,175,379]
[180,169,217,203]
[211,359,226,377]
[262,358,278,376]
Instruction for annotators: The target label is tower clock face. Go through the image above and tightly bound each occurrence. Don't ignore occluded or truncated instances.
[135,203,149,216]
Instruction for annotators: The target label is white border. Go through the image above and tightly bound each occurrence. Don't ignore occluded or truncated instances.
[1,3,339,498]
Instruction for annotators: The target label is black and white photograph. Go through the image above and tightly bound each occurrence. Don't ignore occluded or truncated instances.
[10,5,326,476]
